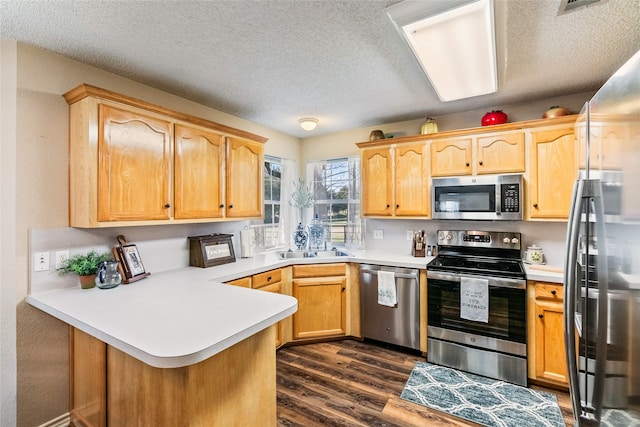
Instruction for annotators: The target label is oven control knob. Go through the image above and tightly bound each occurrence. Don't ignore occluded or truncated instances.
[503,237,511,244]
[511,237,519,244]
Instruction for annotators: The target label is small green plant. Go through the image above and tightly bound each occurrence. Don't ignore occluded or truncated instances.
[57,250,111,276]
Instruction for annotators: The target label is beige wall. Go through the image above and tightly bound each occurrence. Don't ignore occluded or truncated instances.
[9,42,302,427]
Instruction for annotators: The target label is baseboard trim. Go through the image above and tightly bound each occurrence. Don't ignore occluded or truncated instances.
[37,412,70,427]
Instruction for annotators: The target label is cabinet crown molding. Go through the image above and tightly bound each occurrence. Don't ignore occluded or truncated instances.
[355,115,578,148]
[64,83,268,143]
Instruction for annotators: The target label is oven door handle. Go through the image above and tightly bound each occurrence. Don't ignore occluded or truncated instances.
[426,271,525,289]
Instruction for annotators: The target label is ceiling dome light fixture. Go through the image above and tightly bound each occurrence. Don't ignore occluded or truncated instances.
[298,118,319,131]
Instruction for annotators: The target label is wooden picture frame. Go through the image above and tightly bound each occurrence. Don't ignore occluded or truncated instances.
[113,235,150,283]
[189,234,236,268]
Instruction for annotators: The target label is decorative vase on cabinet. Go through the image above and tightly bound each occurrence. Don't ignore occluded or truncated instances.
[308,214,325,250]
[293,223,308,251]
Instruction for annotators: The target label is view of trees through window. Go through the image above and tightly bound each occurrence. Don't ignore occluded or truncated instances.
[310,158,360,245]
[261,157,281,248]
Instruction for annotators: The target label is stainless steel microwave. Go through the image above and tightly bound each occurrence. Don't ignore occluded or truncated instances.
[431,174,523,220]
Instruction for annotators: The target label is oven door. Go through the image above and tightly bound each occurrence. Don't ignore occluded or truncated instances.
[427,271,527,356]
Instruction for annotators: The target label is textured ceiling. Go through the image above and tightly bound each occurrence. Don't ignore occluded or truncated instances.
[2,0,639,138]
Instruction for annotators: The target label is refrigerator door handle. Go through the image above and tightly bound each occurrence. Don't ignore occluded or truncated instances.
[589,178,610,423]
[564,178,584,422]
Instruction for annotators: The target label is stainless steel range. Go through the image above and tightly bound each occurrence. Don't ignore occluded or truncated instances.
[426,230,527,386]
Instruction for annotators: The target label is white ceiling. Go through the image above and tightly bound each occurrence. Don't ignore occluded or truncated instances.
[2,0,639,138]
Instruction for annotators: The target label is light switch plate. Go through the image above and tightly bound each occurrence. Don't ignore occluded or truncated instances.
[406,230,414,240]
[373,230,383,240]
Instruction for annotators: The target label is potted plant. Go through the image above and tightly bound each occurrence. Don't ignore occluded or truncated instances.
[57,249,111,289]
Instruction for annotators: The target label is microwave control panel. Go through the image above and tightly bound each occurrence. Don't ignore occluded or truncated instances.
[501,183,520,212]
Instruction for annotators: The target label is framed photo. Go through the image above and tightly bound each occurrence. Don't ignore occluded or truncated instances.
[122,244,146,276]
[113,235,150,283]
[189,234,236,268]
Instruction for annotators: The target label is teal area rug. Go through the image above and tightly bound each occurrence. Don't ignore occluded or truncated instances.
[400,362,564,427]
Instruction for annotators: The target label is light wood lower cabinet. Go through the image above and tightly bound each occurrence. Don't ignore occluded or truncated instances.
[292,263,347,340]
[527,281,568,387]
[71,326,277,426]
[252,268,286,347]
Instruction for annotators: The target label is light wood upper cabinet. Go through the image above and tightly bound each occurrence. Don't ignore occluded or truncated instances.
[431,132,525,177]
[360,143,429,217]
[528,125,577,219]
[430,137,472,177]
[360,146,393,216]
[476,132,525,174]
[395,143,430,216]
[226,137,264,218]
[174,124,224,219]
[98,104,172,222]
[65,84,267,227]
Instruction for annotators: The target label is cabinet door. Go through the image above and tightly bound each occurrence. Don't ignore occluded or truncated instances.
[174,124,224,219]
[534,302,568,384]
[476,132,525,174]
[361,147,393,216]
[256,282,283,347]
[395,143,429,216]
[430,137,473,177]
[226,137,264,218]
[98,104,171,221]
[292,277,346,339]
[529,126,577,219]
[225,277,251,288]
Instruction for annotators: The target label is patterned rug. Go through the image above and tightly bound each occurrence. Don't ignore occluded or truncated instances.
[400,362,564,427]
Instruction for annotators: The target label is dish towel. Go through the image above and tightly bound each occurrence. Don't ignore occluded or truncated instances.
[377,271,397,307]
[460,277,489,323]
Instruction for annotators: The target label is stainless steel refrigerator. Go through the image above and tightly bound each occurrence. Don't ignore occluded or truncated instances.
[564,49,640,426]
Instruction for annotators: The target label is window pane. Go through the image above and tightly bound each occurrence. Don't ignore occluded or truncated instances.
[264,179,272,201]
[272,177,281,200]
[274,204,280,224]
[264,205,273,224]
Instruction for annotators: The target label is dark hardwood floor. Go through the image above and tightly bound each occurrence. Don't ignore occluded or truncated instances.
[276,339,574,426]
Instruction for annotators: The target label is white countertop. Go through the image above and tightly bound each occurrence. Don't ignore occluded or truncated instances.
[27,248,563,370]
[27,267,297,369]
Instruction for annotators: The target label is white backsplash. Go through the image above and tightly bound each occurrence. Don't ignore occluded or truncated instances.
[30,218,568,294]
[364,219,568,267]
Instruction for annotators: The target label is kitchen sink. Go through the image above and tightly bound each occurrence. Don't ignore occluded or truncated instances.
[276,249,350,260]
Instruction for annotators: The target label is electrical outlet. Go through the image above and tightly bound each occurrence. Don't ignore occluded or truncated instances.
[373,230,384,240]
[33,252,50,271]
[55,250,69,270]
[406,230,414,240]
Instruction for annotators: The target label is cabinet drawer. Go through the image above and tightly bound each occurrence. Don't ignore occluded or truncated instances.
[226,277,251,288]
[253,269,281,289]
[292,263,346,278]
[534,283,563,302]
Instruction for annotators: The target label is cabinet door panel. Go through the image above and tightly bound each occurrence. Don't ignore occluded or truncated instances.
[226,137,263,218]
[476,132,525,174]
[430,138,472,177]
[535,304,568,384]
[529,127,577,219]
[174,124,224,219]
[293,278,346,339]
[395,143,429,216]
[361,147,392,216]
[98,105,171,221]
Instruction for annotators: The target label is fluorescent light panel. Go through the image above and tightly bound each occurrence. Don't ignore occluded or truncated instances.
[387,0,497,102]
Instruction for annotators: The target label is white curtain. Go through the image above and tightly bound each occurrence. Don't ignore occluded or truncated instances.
[279,158,297,248]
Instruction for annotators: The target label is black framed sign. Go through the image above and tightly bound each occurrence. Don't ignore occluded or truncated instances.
[188,234,236,268]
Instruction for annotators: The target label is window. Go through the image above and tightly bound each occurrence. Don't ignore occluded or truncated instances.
[253,156,282,250]
[308,157,363,247]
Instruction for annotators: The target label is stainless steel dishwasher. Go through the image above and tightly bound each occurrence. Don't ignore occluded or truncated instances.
[360,264,420,351]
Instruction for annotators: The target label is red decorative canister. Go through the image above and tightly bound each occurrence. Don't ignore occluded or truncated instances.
[481,110,508,126]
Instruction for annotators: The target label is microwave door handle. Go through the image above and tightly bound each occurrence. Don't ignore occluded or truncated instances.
[564,178,585,422]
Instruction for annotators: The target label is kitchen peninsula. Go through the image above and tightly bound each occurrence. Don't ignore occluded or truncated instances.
[27,267,297,426]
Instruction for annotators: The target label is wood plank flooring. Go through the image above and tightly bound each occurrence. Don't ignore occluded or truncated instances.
[276,339,574,426]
